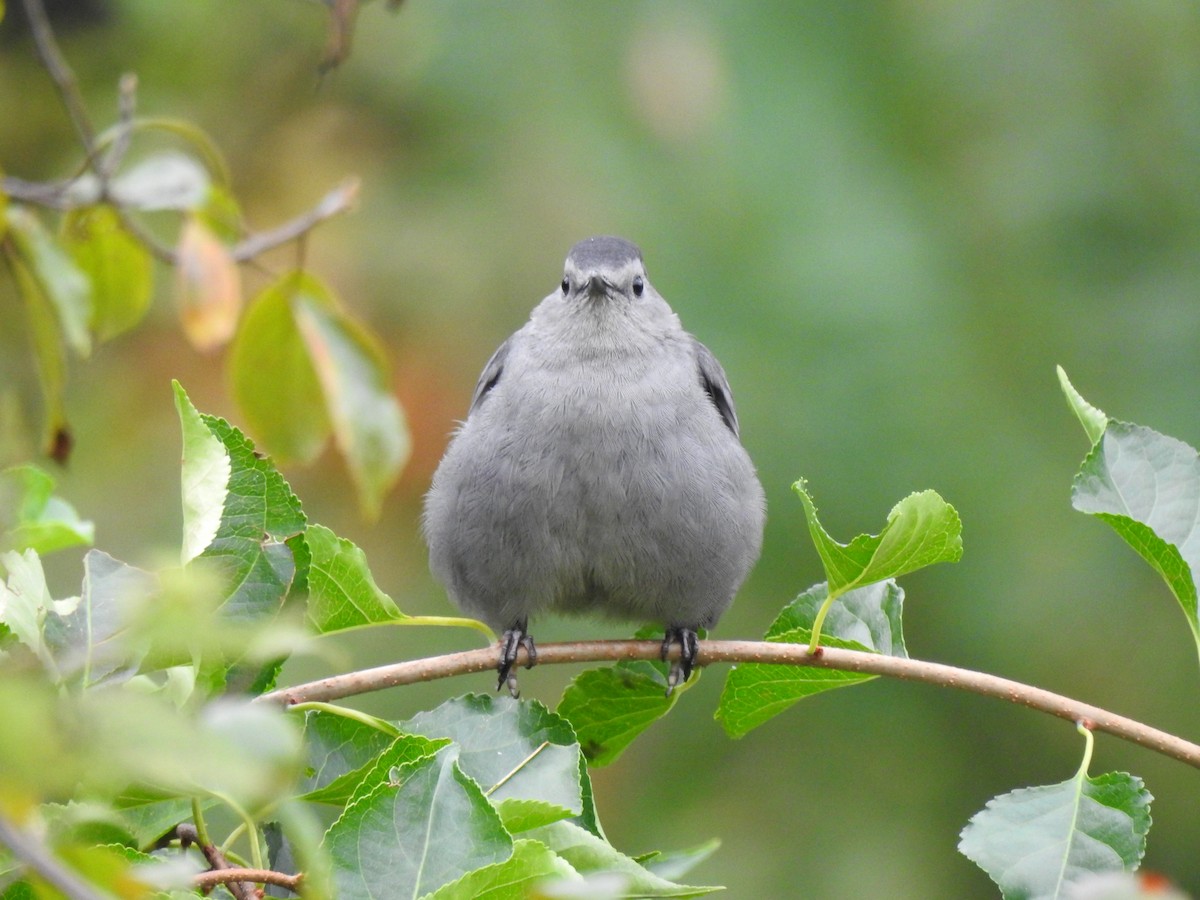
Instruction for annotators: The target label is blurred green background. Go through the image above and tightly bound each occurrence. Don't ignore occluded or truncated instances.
[4,2,1200,896]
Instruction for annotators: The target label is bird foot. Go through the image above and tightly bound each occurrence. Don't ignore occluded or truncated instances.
[497,624,537,697]
[661,626,699,696]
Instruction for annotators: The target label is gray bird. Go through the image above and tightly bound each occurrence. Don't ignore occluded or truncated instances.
[423,236,765,694]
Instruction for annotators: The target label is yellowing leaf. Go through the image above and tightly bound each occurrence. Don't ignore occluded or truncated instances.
[293,278,410,518]
[61,206,153,342]
[176,216,241,351]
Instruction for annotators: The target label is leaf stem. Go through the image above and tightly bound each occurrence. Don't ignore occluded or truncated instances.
[288,700,401,736]
[190,797,212,847]
[256,639,1200,771]
[208,791,263,869]
[1075,721,1095,779]
[399,614,497,642]
[806,592,837,652]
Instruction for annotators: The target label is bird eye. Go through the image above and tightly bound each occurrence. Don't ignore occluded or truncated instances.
[561,277,569,295]
[632,275,644,297]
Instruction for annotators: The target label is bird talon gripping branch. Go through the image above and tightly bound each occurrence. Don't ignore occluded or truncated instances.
[424,237,765,697]
[496,626,537,694]
[662,626,700,696]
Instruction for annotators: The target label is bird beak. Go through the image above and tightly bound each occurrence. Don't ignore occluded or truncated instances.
[585,273,614,299]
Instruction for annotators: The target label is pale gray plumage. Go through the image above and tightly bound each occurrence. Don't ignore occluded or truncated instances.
[423,236,765,692]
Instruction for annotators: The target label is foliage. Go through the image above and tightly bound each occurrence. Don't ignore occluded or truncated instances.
[2,5,1199,897]
[0,372,1194,898]
[0,23,407,512]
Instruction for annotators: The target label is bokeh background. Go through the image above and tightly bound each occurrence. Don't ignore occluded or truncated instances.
[4,2,1200,896]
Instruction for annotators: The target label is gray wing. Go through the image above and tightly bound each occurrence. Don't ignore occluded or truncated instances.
[690,336,740,437]
[468,336,512,415]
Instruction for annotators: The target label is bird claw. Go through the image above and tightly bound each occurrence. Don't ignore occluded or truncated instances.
[661,626,699,696]
[497,624,537,697]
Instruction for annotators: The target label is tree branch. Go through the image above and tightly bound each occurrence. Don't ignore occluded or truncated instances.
[257,639,1200,770]
[8,3,358,270]
[20,0,99,154]
[193,868,303,894]
[230,178,360,262]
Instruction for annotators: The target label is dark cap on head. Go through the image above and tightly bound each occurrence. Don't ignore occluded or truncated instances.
[566,236,644,271]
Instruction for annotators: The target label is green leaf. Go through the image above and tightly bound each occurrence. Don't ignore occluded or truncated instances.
[326,744,512,900]
[101,120,231,188]
[959,772,1152,899]
[112,796,194,848]
[0,679,302,808]
[304,524,405,633]
[60,205,153,342]
[716,581,905,737]
[78,694,303,810]
[298,709,400,804]
[1070,418,1200,664]
[0,548,56,667]
[1057,367,1108,446]
[44,549,157,687]
[229,273,331,465]
[7,250,70,457]
[795,479,962,598]
[636,839,721,881]
[556,660,681,767]
[175,380,232,564]
[292,277,410,518]
[6,204,92,357]
[402,695,584,834]
[0,673,84,798]
[425,839,580,900]
[526,821,721,898]
[173,381,307,623]
[0,464,94,554]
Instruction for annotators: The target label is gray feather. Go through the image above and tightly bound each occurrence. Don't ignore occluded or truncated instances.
[424,238,765,648]
[469,336,511,414]
[691,336,739,437]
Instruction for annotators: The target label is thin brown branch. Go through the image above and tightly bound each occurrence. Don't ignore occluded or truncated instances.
[194,868,303,894]
[13,1,355,270]
[257,639,1200,770]
[98,73,139,183]
[176,824,253,900]
[0,176,90,208]
[21,0,99,154]
[231,178,360,262]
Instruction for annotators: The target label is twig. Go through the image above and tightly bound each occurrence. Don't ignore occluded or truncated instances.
[231,177,360,262]
[98,73,139,183]
[0,176,91,208]
[21,0,98,152]
[0,811,110,900]
[256,639,1200,770]
[194,868,303,894]
[176,824,254,900]
[12,1,356,270]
